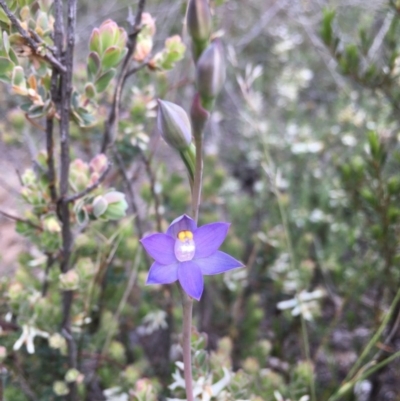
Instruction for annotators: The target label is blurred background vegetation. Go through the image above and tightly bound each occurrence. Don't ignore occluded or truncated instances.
[1,0,400,400]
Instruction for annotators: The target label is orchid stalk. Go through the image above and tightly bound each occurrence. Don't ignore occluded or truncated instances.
[140,1,232,400]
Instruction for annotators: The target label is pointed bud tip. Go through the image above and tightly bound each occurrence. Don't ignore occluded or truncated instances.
[157,99,192,150]
[196,39,226,101]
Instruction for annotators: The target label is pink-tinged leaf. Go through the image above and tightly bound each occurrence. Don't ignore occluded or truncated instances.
[99,21,116,53]
[87,51,101,81]
[84,82,96,99]
[89,28,101,54]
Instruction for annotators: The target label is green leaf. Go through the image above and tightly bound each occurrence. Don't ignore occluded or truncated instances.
[344,44,359,74]
[367,131,383,162]
[89,28,101,54]
[84,82,96,99]
[95,68,116,93]
[36,11,49,32]
[87,51,100,81]
[12,66,27,92]
[0,8,11,24]
[321,8,336,46]
[101,46,121,70]
[2,31,10,53]
[8,47,19,65]
[0,57,14,76]
[27,104,45,118]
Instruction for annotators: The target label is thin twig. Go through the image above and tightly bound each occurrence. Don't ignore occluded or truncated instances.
[140,153,162,232]
[12,354,39,401]
[65,162,112,203]
[45,114,58,203]
[112,148,143,238]
[101,247,142,355]
[101,0,146,152]
[0,0,66,73]
[28,28,58,55]
[0,209,43,231]
[124,56,151,80]
[41,253,57,297]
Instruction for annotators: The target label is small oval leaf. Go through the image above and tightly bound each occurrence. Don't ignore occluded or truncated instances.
[95,68,116,93]
[101,46,121,70]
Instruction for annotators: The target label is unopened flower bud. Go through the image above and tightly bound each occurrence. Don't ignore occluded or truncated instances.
[59,269,79,291]
[196,39,225,108]
[53,381,69,396]
[92,195,108,218]
[103,191,128,220]
[187,0,212,59]
[93,191,128,220]
[157,99,192,150]
[43,216,61,233]
[49,333,67,350]
[65,368,81,383]
[90,153,108,174]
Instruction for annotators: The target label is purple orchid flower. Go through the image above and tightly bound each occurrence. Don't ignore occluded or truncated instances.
[140,214,242,300]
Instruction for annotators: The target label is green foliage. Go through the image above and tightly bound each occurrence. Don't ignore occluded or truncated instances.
[2,0,400,400]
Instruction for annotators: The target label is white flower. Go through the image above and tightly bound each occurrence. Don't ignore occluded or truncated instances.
[137,310,168,336]
[13,324,49,354]
[167,362,231,401]
[103,387,129,401]
[277,289,326,321]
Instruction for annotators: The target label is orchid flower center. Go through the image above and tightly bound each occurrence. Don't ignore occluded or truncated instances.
[174,230,195,262]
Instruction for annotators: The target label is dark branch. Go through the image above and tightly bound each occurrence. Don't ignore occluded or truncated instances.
[0,0,66,73]
[57,1,78,400]
[0,209,43,231]
[45,0,64,204]
[124,56,151,80]
[65,162,112,203]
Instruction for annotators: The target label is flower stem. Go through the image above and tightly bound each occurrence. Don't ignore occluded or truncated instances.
[192,135,203,223]
[182,113,204,401]
[182,292,194,401]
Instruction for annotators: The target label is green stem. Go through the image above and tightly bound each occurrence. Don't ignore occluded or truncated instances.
[275,186,317,401]
[181,114,204,401]
[341,285,400,384]
[182,292,194,401]
[261,146,316,401]
[192,135,203,223]
[328,349,400,401]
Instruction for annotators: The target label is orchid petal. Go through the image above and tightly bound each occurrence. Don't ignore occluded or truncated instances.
[140,233,177,264]
[166,215,197,238]
[146,261,179,284]
[178,261,204,300]
[195,251,242,275]
[193,222,229,258]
